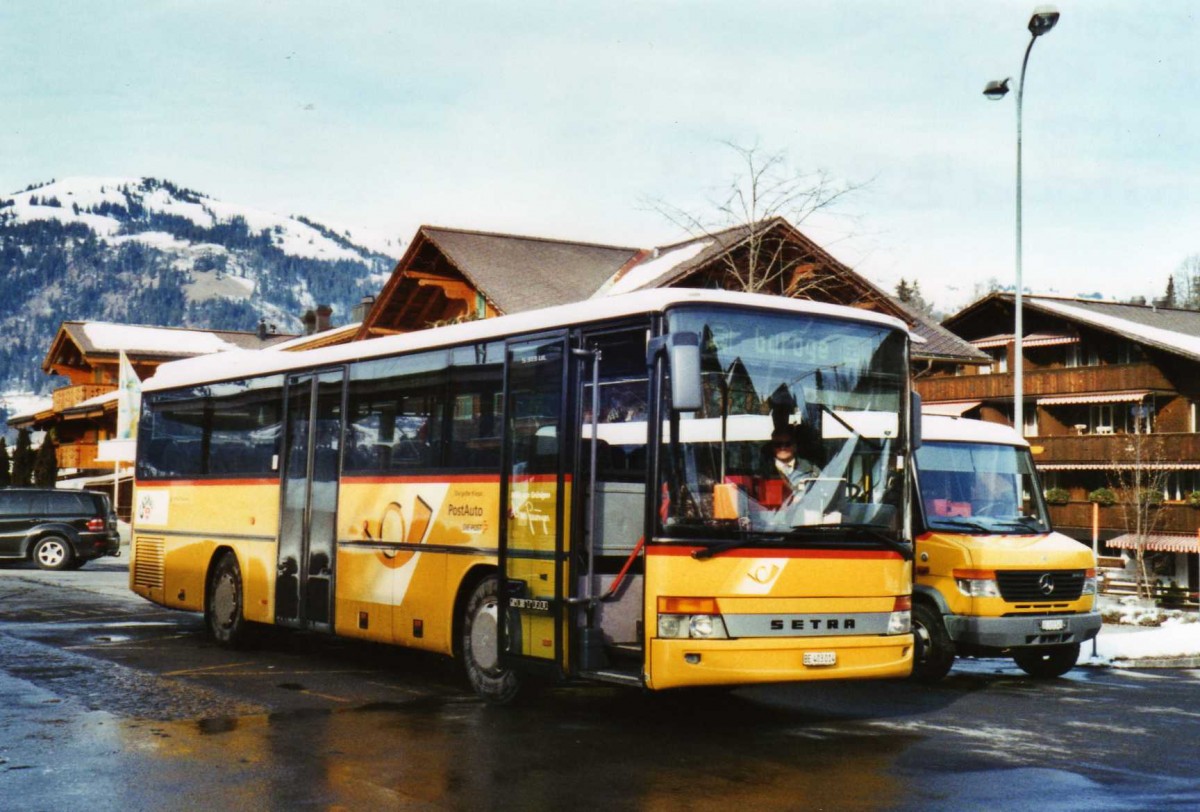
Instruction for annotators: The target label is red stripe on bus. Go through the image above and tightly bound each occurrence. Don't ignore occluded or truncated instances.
[134,478,278,487]
[647,546,905,560]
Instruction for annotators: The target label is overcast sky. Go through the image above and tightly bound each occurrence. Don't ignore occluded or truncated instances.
[3,1,1196,311]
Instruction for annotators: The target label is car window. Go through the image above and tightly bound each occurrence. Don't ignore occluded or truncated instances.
[0,493,31,516]
[49,493,86,515]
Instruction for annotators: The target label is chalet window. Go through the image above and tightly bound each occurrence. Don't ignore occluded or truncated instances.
[1090,404,1115,434]
[1064,345,1081,368]
[1023,407,1038,438]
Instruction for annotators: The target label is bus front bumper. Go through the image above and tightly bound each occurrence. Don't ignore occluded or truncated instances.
[944,611,1102,650]
[646,634,913,691]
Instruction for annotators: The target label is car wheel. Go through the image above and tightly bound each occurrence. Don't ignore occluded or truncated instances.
[206,552,250,648]
[1012,643,1080,679]
[462,575,524,704]
[910,602,956,682]
[32,536,74,571]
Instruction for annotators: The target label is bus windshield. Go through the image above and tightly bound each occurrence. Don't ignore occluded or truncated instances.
[915,441,1051,535]
[657,307,907,540]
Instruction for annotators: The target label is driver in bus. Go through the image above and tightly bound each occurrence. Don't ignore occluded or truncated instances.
[767,426,820,493]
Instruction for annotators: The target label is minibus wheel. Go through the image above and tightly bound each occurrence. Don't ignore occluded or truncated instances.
[1012,643,1080,679]
[462,575,523,704]
[910,602,955,682]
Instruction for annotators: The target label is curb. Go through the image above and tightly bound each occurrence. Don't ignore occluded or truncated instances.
[1110,655,1200,669]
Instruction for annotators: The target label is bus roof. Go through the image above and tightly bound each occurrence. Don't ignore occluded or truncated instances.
[920,414,1028,448]
[143,288,911,393]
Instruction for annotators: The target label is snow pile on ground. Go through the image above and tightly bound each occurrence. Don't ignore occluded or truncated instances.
[1083,602,1200,666]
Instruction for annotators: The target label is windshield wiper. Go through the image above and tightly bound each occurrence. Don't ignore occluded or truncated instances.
[691,533,784,560]
[930,516,993,533]
[787,523,913,560]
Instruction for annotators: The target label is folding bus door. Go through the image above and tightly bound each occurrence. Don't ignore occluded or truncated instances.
[499,335,568,675]
[276,369,344,632]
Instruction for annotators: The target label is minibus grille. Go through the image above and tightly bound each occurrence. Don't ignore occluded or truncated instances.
[133,536,165,590]
[996,570,1085,602]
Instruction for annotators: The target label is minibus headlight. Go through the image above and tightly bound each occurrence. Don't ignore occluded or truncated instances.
[954,569,1001,598]
[888,595,911,635]
[1082,568,1097,596]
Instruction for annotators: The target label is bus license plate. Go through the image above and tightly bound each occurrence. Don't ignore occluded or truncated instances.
[1040,619,1066,632]
[803,651,837,666]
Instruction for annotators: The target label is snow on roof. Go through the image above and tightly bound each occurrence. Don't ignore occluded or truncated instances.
[1033,299,1200,361]
[80,323,243,355]
[145,288,912,393]
[264,322,362,351]
[597,241,711,297]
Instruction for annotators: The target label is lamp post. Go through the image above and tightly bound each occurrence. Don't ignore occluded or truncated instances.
[984,6,1060,435]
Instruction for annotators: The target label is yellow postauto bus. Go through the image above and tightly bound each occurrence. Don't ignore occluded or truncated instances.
[130,289,916,701]
[910,415,1100,680]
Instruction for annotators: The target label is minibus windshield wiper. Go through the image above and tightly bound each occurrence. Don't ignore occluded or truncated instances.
[787,523,914,560]
[929,516,993,533]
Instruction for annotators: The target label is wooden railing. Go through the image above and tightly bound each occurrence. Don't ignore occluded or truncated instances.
[916,363,1174,403]
[1033,433,1200,464]
[1049,502,1200,536]
[52,383,116,412]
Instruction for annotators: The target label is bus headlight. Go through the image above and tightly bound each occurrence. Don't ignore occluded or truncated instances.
[657,613,730,639]
[954,569,1001,598]
[658,598,729,639]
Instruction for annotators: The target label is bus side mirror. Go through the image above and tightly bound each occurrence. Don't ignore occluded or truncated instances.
[648,332,702,412]
[910,391,922,450]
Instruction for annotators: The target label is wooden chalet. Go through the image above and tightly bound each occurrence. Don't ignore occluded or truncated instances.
[353,219,985,369]
[918,292,1200,593]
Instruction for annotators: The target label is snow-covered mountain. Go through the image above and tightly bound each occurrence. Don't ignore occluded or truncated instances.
[0,176,400,399]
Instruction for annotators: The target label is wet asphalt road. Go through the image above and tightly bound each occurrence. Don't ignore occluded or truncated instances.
[2,559,1200,811]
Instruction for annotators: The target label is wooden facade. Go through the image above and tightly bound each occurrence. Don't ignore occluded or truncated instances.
[918,293,1200,590]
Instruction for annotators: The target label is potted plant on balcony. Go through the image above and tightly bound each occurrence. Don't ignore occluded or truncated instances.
[1087,487,1117,507]
[1187,491,1200,508]
[1044,487,1070,505]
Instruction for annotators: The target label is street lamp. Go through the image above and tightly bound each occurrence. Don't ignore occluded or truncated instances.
[984,5,1060,435]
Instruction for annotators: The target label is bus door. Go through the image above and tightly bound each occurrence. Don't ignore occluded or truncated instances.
[574,327,650,677]
[277,368,345,633]
[499,335,568,676]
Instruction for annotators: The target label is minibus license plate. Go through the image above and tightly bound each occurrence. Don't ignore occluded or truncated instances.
[1040,619,1066,632]
[803,651,837,666]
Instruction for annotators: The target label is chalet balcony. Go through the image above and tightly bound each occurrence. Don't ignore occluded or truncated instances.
[1032,432,1200,466]
[52,383,116,412]
[916,363,1174,403]
[57,441,101,470]
[1049,501,1200,538]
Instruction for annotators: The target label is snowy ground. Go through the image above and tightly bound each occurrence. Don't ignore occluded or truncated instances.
[1083,596,1200,666]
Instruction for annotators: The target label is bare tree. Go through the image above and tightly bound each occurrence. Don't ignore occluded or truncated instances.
[1172,254,1200,310]
[648,142,867,296]
[1110,427,1171,599]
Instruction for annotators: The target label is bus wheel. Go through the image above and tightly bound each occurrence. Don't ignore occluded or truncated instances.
[910,602,955,682]
[1012,643,1080,679]
[462,575,522,704]
[207,553,249,648]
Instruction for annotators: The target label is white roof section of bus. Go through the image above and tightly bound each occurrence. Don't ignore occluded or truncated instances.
[143,289,912,393]
[920,414,1028,448]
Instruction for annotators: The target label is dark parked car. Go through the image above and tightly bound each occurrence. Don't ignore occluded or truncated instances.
[0,488,121,570]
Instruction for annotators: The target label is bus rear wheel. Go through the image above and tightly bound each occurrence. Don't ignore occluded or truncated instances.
[207,552,249,648]
[910,602,955,682]
[462,575,523,704]
[1012,643,1080,679]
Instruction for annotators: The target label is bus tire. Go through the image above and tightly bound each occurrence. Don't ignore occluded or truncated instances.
[462,575,523,704]
[206,552,250,648]
[32,536,74,571]
[1012,643,1079,679]
[910,602,955,682]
